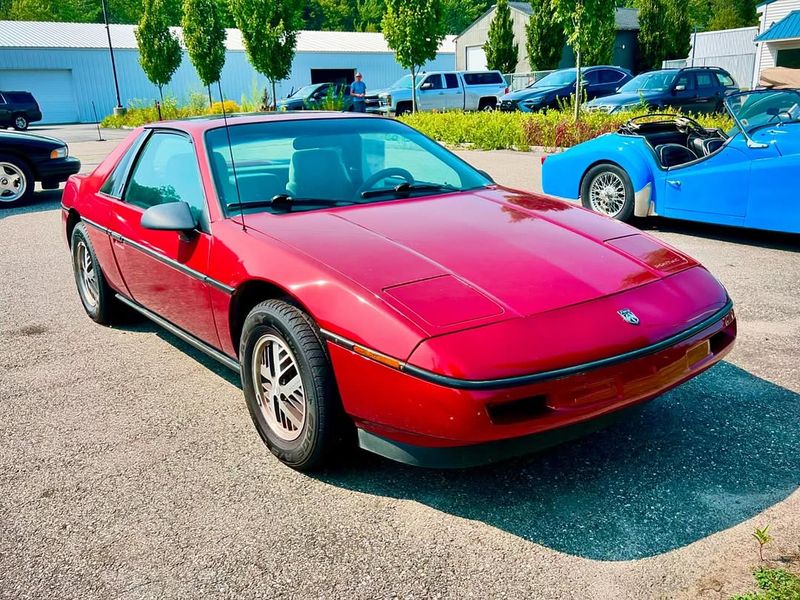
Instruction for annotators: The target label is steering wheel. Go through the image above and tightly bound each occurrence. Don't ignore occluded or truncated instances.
[676,115,706,136]
[768,109,793,123]
[356,167,414,196]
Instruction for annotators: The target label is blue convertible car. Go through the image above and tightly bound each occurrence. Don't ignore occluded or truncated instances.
[542,89,800,234]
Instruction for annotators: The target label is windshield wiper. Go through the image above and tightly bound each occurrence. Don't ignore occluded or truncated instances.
[227,194,350,211]
[361,182,461,199]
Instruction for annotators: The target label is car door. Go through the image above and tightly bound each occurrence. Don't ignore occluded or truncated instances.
[442,73,463,110]
[0,93,9,125]
[744,127,800,232]
[668,72,699,112]
[659,139,751,224]
[582,69,604,101]
[417,74,445,111]
[595,69,628,98]
[110,129,221,346]
[694,71,723,113]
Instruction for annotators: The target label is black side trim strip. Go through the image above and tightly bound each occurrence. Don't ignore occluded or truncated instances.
[81,217,234,295]
[115,294,241,373]
[321,299,734,390]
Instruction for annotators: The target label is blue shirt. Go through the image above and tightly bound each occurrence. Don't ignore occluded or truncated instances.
[350,81,367,99]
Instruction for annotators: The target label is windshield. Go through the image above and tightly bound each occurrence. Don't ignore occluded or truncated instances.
[389,75,414,89]
[206,118,491,214]
[619,71,677,93]
[725,90,800,133]
[289,85,319,99]
[528,69,576,89]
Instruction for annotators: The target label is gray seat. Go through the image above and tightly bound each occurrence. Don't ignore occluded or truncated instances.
[237,172,283,203]
[702,138,725,155]
[655,143,698,168]
[211,151,237,204]
[286,148,352,200]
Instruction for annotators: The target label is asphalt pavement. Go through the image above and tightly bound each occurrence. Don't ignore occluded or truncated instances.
[0,125,798,599]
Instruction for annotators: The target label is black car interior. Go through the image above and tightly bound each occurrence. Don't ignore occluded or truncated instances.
[619,115,728,168]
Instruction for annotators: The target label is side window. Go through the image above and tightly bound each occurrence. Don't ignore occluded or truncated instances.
[444,73,459,89]
[124,132,207,228]
[716,71,736,87]
[696,72,716,89]
[100,131,148,198]
[675,73,696,91]
[583,70,601,85]
[0,94,6,105]
[422,74,443,89]
[599,69,624,84]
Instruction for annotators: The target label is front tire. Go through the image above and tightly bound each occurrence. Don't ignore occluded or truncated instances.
[240,300,344,471]
[71,222,119,324]
[0,155,34,208]
[580,163,635,222]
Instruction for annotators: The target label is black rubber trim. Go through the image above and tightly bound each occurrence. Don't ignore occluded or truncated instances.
[81,217,234,295]
[115,294,241,372]
[321,299,733,391]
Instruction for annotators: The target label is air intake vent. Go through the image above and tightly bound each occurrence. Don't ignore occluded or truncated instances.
[487,395,550,425]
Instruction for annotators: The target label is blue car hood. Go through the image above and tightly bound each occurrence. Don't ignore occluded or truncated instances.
[502,86,561,101]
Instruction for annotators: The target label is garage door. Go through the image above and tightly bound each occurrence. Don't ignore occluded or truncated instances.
[0,69,79,124]
[466,46,488,71]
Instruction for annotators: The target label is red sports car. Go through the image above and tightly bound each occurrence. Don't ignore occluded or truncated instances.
[61,113,736,470]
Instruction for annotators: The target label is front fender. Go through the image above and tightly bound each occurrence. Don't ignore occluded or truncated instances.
[542,134,657,206]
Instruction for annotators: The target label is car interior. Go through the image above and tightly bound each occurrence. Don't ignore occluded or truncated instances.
[619,115,729,168]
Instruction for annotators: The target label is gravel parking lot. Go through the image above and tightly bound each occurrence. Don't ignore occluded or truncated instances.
[0,125,798,599]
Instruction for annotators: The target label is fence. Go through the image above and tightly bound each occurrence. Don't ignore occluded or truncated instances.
[504,70,556,91]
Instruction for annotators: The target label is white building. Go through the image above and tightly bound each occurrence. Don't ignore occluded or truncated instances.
[0,21,456,124]
[753,0,800,85]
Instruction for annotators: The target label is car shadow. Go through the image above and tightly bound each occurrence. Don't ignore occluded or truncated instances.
[109,314,800,562]
[0,189,63,219]
[315,362,800,561]
[638,217,800,252]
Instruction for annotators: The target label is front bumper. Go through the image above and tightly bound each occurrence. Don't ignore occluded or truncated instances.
[327,303,736,468]
[36,156,81,185]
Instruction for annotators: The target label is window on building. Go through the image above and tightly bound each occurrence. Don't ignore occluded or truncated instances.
[777,48,800,69]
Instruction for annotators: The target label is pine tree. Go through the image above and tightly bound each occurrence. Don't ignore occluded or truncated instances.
[526,0,565,71]
[135,0,182,100]
[484,0,518,73]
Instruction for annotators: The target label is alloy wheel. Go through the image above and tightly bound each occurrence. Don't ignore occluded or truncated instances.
[0,162,26,203]
[14,116,28,130]
[251,334,307,441]
[588,171,626,217]
[75,240,100,308]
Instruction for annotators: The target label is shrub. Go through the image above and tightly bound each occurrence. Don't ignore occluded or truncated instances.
[730,567,800,600]
[101,95,258,128]
[209,100,240,114]
[400,109,734,150]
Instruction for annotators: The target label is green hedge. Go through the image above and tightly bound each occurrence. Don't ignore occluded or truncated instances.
[399,109,734,150]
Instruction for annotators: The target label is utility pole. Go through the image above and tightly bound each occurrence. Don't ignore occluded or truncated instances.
[101,0,125,115]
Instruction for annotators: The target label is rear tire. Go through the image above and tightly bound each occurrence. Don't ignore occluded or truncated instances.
[0,154,34,208]
[580,163,635,222]
[240,300,345,471]
[13,115,29,131]
[70,222,120,324]
[478,98,497,111]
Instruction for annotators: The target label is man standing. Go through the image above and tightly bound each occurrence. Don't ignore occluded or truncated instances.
[350,72,367,113]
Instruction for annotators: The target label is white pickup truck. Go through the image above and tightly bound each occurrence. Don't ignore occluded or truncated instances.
[368,71,509,116]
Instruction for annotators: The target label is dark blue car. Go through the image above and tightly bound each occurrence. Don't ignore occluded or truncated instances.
[585,67,739,114]
[498,66,632,112]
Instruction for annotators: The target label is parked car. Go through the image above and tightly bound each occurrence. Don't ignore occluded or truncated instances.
[0,90,43,130]
[62,112,736,470]
[276,82,353,111]
[0,130,80,207]
[373,70,508,115]
[499,66,632,112]
[542,89,800,233]
[585,67,738,114]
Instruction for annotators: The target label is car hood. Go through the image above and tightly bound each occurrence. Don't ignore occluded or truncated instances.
[243,188,697,334]
[0,130,62,146]
[589,91,661,106]
[502,86,561,101]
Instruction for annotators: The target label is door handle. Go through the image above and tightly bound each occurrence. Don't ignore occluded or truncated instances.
[667,180,681,189]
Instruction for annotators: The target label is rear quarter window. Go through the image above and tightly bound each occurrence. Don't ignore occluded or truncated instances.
[5,92,35,104]
[462,72,504,85]
[716,71,736,87]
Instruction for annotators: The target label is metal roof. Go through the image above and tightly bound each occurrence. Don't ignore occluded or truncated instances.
[754,10,800,41]
[506,3,638,29]
[0,21,455,54]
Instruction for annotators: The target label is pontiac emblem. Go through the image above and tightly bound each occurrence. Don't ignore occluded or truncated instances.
[617,308,640,325]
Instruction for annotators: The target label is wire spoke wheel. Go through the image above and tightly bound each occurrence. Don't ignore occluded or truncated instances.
[252,334,307,442]
[75,240,100,308]
[0,162,26,203]
[588,171,626,217]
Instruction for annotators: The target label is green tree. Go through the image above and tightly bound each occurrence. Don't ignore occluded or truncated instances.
[182,0,227,101]
[382,0,446,112]
[442,0,491,35]
[552,0,616,119]
[708,0,757,29]
[483,0,518,73]
[525,0,565,70]
[231,0,303,109]
[135,0,182,100]
[666,0,691,60]
[636,0,691,69]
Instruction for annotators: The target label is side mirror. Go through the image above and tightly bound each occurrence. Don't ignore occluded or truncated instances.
[673,84,686,93]
[420,82,433,90]
[141,201,197,233]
